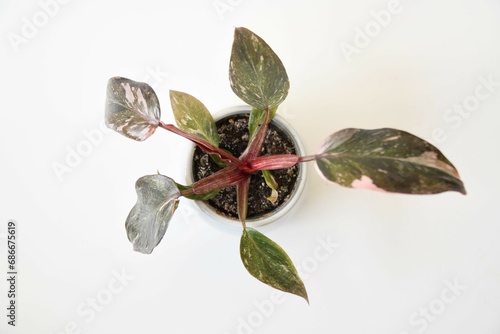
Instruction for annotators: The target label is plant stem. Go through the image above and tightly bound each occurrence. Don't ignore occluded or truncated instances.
[236,178,250,229]
[159,122,241,165]
[180,188,195,197]
[297,155,317,162]
[298,153,337,162]
[247,154,299,172]
[239,107,270,161]
[191,165,247,194]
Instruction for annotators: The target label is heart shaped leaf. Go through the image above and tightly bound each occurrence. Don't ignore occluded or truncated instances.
[240,228,308,302]
[315,128,466,194]
[126,174,180,254]
[229,27,289,109]
[170,90,219,147]
[105,77,161,141]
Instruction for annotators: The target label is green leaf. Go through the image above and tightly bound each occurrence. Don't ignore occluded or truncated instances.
[229,27,289,109]
[315,128,466,194]
[240,228,308,302]
[126,174,180,254]
[105,77,161,141]
[262,170,279,204]
[176,183,220,201]
[169,90,219,147]
[248,106,278,139]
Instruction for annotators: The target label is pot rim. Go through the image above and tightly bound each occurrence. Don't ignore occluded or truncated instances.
[185,105,307,227]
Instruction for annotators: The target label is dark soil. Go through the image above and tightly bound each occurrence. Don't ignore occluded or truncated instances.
[192,113,300,219]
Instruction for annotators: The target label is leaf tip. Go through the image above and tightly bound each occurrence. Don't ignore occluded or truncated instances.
[132,243,154,255]
[234,26,246,34]
[297,285,309,304]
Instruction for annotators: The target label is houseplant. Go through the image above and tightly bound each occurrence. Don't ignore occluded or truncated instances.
[105,27,466,303]
[186,105,308,226]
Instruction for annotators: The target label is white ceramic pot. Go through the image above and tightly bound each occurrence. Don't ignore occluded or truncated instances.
[186,105,307,227]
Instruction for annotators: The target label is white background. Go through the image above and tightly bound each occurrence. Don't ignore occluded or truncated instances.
[1,0,500,333]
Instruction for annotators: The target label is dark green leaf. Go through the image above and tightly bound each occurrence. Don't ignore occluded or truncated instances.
[105,77,160,141]
[240,228,308,302]
[229,27,289,109]
[126,174,180,254]
[315,128,466,194]
[170,90,219,147]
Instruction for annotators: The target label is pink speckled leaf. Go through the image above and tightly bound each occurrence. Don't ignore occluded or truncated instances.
[105,77,160,141]
[315,128,466,195]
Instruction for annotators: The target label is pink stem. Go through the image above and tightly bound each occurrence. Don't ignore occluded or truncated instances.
[159,122,241,165]
[236,178,250,228]
[239,108,270,162]
[191,165,248,194]
[247,154,299,172]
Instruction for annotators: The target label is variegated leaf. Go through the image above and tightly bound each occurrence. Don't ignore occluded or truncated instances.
[315,128,466,194]
[170,90,219,147]
[105,77,161,141]
[240,228,308,302]
[126,174,180,254]
[229,27,289,109]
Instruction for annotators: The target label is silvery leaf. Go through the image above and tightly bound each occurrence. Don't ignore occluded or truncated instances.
[126,174,180,254]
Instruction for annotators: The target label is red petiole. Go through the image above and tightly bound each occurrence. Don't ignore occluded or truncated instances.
[159,122,242,165]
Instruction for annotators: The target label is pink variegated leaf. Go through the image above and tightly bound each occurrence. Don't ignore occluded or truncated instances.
[105,77,160,141]
[315,128,466,194]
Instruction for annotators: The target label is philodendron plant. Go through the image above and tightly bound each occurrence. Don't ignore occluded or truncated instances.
[105,27,465,303]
